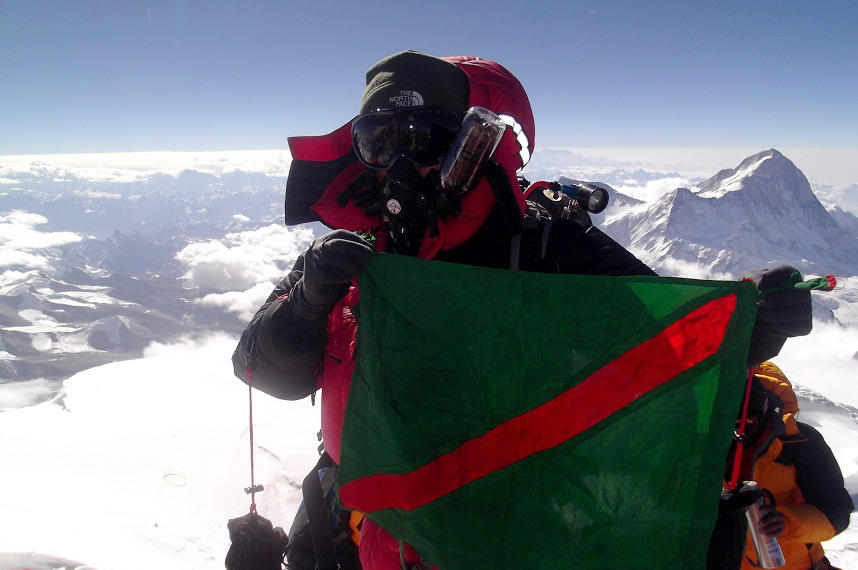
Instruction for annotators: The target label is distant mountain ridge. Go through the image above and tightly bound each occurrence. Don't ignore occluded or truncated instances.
[828,205,858,238]
[0,166,285,239]
[1,149,856,387]
[0,234,245,381]
[521,149,699,190]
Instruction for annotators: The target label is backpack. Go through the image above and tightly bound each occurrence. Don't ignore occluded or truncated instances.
[286,451,362,570]
[501,176,597,272]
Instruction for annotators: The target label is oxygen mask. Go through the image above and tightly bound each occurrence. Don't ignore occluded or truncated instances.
[351,106,507,256]
[374,158,443,255]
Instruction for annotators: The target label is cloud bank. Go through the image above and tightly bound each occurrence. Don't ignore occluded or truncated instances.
[0,378,62,409]
[176,223,317,320]
[0,211,84,271]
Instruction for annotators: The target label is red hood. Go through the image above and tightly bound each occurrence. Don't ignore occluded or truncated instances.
[283,55,535,242]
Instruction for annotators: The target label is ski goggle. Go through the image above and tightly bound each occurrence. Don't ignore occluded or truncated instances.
[351,107,462,170]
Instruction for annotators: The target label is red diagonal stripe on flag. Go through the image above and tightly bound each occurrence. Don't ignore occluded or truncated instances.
[340,294,737,513]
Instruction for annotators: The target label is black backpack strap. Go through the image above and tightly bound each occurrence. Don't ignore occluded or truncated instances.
[484,159,525,234]
[509,233,521,270]
[540,219,553,259]
[303,452,339,570]
[511,200,554,271]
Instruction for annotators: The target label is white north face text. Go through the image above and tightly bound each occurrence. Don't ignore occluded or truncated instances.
[390,90,425,107]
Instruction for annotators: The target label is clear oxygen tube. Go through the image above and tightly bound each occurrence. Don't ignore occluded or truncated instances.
[743,481,786,568]
[439,106,507,196]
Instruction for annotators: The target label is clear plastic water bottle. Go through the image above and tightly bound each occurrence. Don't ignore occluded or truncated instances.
[439,106,506,196]
[743,481,786,568]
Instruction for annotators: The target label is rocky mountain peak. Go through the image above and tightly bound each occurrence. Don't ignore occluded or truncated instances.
[602,149,858,278]
[695,149,815,204]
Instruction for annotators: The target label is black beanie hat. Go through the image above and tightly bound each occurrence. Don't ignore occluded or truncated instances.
[359,51,470,115]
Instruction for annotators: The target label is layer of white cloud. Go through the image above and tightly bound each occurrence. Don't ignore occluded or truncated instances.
[554,147,858,187]
[176,223,315,292]
[656,257,736,281]
[0,150,293,183]
[0,249,53,271]
[193,282,276,322]
[141,332,238,358]
[0,210,84,272]
[613,176,692,203]
[0,378,61,409]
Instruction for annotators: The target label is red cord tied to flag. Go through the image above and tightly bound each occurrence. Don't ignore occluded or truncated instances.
[726,368,758,491]
[742,272,839,296]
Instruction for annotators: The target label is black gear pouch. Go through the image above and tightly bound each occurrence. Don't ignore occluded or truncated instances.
[225,511,289,570]
[285,452,362,570]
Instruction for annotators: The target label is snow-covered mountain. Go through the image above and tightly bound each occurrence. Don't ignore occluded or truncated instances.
[0,256,245,382]
[0,164,301,386]
[592,149,858,327]
[602,149,858,277]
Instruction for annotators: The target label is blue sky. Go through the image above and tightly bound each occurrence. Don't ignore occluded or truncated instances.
[2,0,857,155]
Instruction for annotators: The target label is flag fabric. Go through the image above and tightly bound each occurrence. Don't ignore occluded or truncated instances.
[338,254,758,569]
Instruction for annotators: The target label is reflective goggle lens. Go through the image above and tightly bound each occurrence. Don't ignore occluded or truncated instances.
[351,107,461,169]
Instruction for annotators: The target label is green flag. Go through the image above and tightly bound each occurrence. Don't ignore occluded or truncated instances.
[339,254,758,569]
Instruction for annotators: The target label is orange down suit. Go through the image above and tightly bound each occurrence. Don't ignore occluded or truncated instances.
[740,363,853,570]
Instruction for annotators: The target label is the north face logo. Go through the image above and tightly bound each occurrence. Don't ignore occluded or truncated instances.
[389,90,424,107]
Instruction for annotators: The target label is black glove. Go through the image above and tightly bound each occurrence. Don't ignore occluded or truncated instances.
[707,485,762,570]
[290,230,374,319]
[747,265,812,367]
[718,485,763,516]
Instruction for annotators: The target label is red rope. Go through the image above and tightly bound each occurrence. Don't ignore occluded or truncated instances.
[726,368,756,490]
[246,367,258,514]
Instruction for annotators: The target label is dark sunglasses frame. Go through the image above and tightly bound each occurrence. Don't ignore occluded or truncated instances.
[351,107,462,170]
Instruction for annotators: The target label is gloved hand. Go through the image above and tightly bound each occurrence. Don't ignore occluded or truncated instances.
[747,265,812,367]
[290,230,374,319]
[718,484,763,517]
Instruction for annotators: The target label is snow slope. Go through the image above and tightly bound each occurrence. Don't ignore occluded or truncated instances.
[0,329,856,570]
[0,335,320,570]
